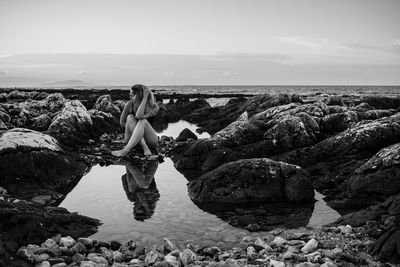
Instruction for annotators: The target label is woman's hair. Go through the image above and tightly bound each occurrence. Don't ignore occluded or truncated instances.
[131,84,159,115]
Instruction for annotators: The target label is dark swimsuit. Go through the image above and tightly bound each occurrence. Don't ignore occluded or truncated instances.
[130,101,155,127]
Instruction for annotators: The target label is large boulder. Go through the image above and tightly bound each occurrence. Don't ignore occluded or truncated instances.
[348,143,400,198]
[184,94,302,134]
[188,158,314,204]
[93,95,121,120]
[48,100,93,146]
[171,110,320,179]
[0,128,87,198]
[320,111,359,134]
[275,112,400,206]
[88,109,119,136]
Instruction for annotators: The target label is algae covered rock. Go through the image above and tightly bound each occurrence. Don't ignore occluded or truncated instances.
[48,100,93,146]
[188,158,314,204]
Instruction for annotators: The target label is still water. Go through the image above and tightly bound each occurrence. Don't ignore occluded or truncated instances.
[60,120,341,248]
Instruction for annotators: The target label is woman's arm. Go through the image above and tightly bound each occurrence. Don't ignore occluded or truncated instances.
[120,100,133,127]
[135,91,149,119]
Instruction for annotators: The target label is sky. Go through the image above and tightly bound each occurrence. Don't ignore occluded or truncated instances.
[0,0,399,86]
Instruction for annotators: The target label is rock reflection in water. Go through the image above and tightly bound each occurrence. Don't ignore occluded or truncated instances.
[194,201,314,231]
[121,160,160,221]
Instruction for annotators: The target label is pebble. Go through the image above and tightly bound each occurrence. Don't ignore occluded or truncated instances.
[164,254,179,267]
[87,253,108,264]
[145,250,159,266]
[179,248,196,265]
[246,246,258,261]
[338,225,353,234]
[301,238,318,253]
[272,236,287,247]
[162,238,176,253]
[35,261,50,267]
[77,237,94,248]
[59,236,76,248]
[270,259,286,267]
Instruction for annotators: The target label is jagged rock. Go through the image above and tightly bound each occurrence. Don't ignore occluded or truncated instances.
[48,100,93,146]
[354,102,374,112]
[0,200,99,247]
[0,110,10,122]
[89,109,119,136]
[31,114,52,131]
[348,143,400,198]
[179,249,196,266]
[172,111,319,179]
[275,113,400,203]
[188,158,314,204]
[320,111,359,134]
[0,118,7,131]
[7,90,30,100]
[176,128,198,142]
[325,95,345,106]
[184,94,302,134]
[93,95,121,120]
[301,238,318,253]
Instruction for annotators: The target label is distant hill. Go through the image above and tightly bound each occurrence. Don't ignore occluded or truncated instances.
[40,79,91,87]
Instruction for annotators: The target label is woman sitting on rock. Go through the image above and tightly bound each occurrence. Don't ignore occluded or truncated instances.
[111,84,160,157]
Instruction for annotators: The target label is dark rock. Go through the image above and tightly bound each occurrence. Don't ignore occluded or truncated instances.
[188,158,314,204]
[48,100,93,146]
[31,114,52,131]
[0,119,6,131]
[93,95,121,120]
[110,240,121,251]
[325,95,345,106]
[176,128,198,142]
[348,143,400,199]
[0,128,87,199]
[354,102,374,112]
[274,113,400,206]
[0,93,6,102]
[0,200,100,247]
[0,111,10,123]
[88,109,119,137]
[360,95,400,110]
[7,90,30,100]
[320,111,359,134]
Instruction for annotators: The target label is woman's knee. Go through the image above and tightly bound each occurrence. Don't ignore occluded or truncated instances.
[126,114,137,125]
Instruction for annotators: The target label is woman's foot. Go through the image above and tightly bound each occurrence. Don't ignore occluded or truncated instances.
[143,147,152,156]
[111,149,128,157]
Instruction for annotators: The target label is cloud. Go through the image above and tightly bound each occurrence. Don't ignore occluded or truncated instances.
[343,43,379,50]
[276,36,332,49]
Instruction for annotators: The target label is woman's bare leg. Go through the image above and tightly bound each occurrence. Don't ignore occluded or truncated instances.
[124,115,152,155]
[112,119,158,157]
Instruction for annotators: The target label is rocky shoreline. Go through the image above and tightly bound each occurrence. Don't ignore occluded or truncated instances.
[1,88,400,266]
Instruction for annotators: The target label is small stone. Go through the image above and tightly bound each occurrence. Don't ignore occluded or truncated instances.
[321,262,337,267]
[110,240,122,251]
[272,237,287,247]
[203,246,221,257]
[283,251,294,260]
[295,263,319,267]
[179,249,196,266]
[164,254,179,267]
[338,225,352,234]
[323,248,342,260]
[100,247,113,262]
[35,261,50,267]
[163,238,176,253]
[270,259,285,267]
[246,246,258,261]
[71,253,85,264]
[301,239,318,254]
[95,241,110,250]
[77,238,94,248]
[113,251,125,263]
[87,253,108,264]
[71,242,86,254]
[51,234,62,244]
[59,236,76,248]
[41,239,59,250]
[241,236,253,243]
[129,259,142,264]
[124,239,136,251]
[52,263,67,267]
[47,258,65,265]
[145,250,159,266]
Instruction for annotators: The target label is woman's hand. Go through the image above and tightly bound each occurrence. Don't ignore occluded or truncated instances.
[142,86,150,98]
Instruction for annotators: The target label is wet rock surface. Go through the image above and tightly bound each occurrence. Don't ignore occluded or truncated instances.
[1,89,400,264]
[188,158,314,204]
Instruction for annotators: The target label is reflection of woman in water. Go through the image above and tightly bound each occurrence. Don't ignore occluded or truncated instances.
[121,160,160,221]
